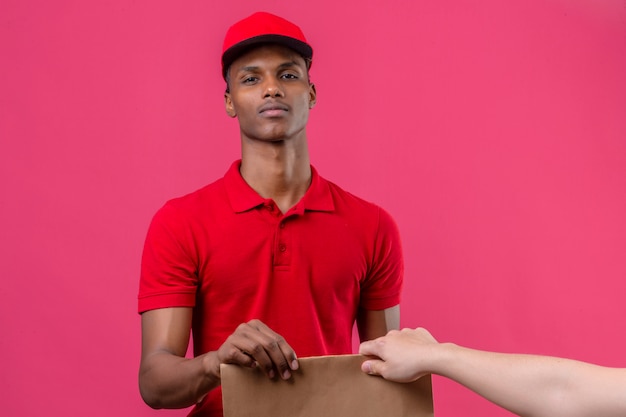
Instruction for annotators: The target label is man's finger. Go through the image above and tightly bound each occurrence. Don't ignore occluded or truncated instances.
[252,320,299,375]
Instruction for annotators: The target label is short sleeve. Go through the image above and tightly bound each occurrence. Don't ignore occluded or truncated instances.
[138,202,199,313]
[359,207,404,310]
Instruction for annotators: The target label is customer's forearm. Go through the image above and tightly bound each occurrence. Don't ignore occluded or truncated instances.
[433,344,626,417]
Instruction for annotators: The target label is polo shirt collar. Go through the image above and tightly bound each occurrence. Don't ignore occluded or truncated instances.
[224,160,335,213]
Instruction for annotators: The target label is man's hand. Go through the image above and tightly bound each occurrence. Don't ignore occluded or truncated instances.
[139,311,299,409]
[216,319,299,380]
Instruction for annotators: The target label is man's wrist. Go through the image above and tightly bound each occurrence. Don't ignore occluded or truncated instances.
[201,351,222,383]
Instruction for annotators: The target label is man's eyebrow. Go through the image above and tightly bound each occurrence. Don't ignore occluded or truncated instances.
[277,61,301,69]
[236,61,303,74]
[236,65,260,74]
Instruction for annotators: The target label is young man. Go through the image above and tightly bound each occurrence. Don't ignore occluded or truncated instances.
[360,327,626,417]
[138,12,404,417]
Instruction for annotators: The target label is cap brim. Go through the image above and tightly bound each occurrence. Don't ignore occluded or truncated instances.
[221,34,313,78]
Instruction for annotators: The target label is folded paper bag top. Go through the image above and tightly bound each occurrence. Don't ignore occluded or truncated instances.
[221,354,434,417]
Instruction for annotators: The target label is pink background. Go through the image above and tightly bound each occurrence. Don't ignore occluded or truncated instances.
[1,1,625,416]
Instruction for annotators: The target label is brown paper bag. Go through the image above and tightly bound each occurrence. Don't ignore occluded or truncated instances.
[221,354,434,417]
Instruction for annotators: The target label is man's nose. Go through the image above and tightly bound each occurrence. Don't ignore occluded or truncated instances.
[263,78,284,98]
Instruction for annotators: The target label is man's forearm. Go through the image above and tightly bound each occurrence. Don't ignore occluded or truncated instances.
[139,350,220,409]
[357,305,400,342]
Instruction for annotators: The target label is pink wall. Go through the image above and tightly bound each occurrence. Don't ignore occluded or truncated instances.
[1,1,625,416]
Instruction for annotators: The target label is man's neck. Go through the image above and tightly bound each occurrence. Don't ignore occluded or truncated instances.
[240,139,312,214]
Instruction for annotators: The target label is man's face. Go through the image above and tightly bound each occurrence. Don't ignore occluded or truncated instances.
[224,44,316,143]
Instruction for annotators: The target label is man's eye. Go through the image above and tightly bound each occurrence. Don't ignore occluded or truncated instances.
[281,73,298,79]
[242,76,258,84]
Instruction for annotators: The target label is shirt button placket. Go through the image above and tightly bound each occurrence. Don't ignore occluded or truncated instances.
[275,217,290,266]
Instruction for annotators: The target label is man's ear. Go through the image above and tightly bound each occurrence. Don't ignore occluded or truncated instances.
[308,83,317,109]
[224,93,237,118]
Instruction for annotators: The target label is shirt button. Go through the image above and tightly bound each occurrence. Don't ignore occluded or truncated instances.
[279,222,285,229]
[279,244,286,252]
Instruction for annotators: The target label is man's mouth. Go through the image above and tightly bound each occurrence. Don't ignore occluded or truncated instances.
[259,103,289,116]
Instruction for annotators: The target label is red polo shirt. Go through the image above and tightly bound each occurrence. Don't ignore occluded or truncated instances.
[139,160,403,416]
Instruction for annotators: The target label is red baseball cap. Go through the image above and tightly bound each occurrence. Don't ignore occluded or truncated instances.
[221,12,313,79]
